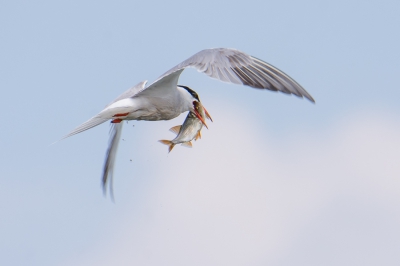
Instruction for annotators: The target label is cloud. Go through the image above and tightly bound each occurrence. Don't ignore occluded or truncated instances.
[67,108,400,266]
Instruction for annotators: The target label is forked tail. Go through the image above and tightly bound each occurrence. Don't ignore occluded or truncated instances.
[61,116,109,140]
[158,140,175,153]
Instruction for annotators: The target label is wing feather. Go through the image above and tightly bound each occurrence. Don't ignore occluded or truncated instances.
[102,122,123,200]
[105,80,147,108]
[153,48,314,102]
[134,69,184,99]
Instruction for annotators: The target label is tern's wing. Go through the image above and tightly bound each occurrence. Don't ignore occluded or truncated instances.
[102,122,123,200]
[105,80,148,108]
[134,69,184,99]
[153,48,314,102]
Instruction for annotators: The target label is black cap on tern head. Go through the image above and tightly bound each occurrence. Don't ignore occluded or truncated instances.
[178,85,200,102]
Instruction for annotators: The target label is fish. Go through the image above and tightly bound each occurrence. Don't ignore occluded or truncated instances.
[159,101,211,152]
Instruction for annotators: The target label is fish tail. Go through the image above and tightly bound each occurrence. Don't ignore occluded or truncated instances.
[158,140,175,153]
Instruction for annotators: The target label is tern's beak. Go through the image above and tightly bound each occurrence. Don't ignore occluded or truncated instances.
[203,107,213,122]
[194,109,208,129]
[193,101,208,129]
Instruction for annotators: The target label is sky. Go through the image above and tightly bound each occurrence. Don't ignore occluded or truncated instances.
[1,0,400,265]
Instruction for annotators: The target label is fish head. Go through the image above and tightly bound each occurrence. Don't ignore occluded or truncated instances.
[194,101,213,122]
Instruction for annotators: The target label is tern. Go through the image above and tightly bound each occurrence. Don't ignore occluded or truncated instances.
[62,48,314,197]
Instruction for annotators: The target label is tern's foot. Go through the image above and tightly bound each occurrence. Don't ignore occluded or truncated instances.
[111,118,122,123]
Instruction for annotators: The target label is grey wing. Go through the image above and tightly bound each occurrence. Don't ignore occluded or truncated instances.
[102,122,123,200]
[105,80,147,108]
[154,48,314,102]
[134,69,184,98]
[101,80,148,195]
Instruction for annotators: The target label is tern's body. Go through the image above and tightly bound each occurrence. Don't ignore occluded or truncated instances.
[98,84,192,122]
[62,48,315,196]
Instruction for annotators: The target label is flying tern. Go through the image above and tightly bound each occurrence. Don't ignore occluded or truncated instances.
[62,48,314,196]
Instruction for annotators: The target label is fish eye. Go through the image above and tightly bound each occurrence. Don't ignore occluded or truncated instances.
[192,101,200,109]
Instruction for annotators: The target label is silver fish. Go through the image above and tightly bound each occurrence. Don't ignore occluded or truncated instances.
[159,101,211,152]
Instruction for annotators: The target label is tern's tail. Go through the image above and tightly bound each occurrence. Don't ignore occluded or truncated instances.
[61,116,109,140]
[51,116,109,145]
[158,140,175,153]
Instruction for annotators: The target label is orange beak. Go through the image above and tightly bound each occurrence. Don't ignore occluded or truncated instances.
[194,108,208,129]
[193,101,208,129]
[203,106,213,122]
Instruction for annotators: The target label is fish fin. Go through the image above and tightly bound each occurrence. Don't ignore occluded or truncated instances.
[168,144,175,153]
[181,141,192,148]
[169,125,181,134]
[158,140,175,153]
[195,131,202,140]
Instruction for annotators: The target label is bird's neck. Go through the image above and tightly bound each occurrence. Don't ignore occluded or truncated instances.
[176,86,194,113]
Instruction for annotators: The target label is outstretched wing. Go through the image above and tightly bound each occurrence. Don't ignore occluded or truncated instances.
[153,48,314,102]
[102,122,123,200]
[105,80,148,108]
[134,70,184,99]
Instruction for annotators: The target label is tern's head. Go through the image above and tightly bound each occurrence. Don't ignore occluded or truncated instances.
[177,85,208,128]
[177,85,201,111]
[178,85,200,102]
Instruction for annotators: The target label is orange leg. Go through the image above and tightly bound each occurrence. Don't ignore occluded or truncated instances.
[111,118,123,123]
[113,112,129,117]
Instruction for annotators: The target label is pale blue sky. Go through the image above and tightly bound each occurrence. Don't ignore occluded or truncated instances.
[1,1,400,265]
